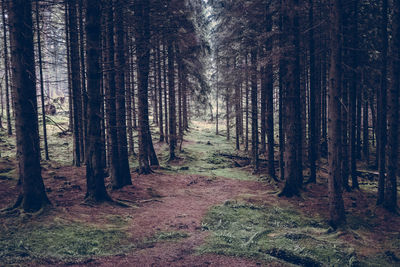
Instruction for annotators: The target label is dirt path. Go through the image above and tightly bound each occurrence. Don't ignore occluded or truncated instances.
[71,172,276,267]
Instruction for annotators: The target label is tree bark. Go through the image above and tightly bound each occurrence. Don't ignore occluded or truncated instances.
[168,39,177,160]
[104,0,121,185]
[68,0,82,167]
[377,0,388,205]
[157,38,164,142]
[328,0,346,228]
[163,40,169,143]
[2,0,12,136]
[250,48,258,172]
[35,0,49,161]
[384,0,399,212]
[279,0,302,197]
[84,0,110,202]
[114,0,131,187]
[308,0,316,183]
[9,0,50,212]
[135,0,152,174]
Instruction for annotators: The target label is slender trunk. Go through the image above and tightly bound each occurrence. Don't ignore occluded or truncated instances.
[383,0,399,212]
[105,0,120,183]
[377,0,388,205]
[157,38,164,141]
[130,42,137,130]
[182,72,188,130]
[362,78,369,163]
[163,41,169,143]
[168,39,176,160]
[260,66,267,154]
[126,37,134,156]
[308,0,316,183]
[78,0,87,162]
[35,0,49,160]
[2,0,12,136]
[250,48,258,171]
[266,56,276,179]
[278,0,285,180]
[135,0,152,174]
[328,0,346,228]
[65,2,73,132]
[216,49,219,135]
[245,53,249,151]
[235,58,240,150]
[68,0,82,167]
[152,49,158,125]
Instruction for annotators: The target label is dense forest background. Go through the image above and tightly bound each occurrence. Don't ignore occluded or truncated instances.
[0,0,399,266]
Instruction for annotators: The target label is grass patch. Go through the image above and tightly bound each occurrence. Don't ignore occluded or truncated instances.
[0,221,132,265]
[199,201,396,266]
[159,121,259,181]
[152,231,189,241]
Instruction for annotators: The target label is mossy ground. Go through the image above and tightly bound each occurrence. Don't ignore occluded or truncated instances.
[159,121,258,181]
[199,200,399,266]
[0,219,131,265]
[0,214,189,265]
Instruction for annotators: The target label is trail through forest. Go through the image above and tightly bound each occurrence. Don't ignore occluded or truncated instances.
[1,121,399,266]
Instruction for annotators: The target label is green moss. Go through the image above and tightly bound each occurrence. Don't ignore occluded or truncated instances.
[199,201,396,266]
[0,222,132,265]
[152,231,189,241]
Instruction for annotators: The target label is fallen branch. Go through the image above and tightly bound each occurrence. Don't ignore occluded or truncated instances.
[45,115,68,133]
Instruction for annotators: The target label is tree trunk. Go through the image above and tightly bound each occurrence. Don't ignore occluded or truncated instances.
[235,57,240,151]
[157,38,164,142]
[9,0,50,212]
[78,0,87,162]
[266,52,276,179]
[35,0,49,161]
[328,0,346,228]
[68,0,82,167]
[377,0,388,205]
[163,40,169,143]
[362,82,369,163]
[65,2,73,132]
[152,49,158,126]
[216,49,219,135]
[383,0,399,212]
[134,0,152,174]
[308,0,316,183]
[84,0,110,202]
[260,66,267,155]
[126,38,135,156]
[2,0,12,136]
[168,39,176,160]
[279,0,302,197]
[104,1,121,185]
[278,0,285,181]
[250,48,258,172]
[114,0,131,187]
[245,52,249,151]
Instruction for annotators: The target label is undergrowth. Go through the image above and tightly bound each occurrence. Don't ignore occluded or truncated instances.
[0,221,132,265]
[199,201,397,266]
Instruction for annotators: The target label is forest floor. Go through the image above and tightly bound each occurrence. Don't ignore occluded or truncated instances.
[0,119,400,266]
